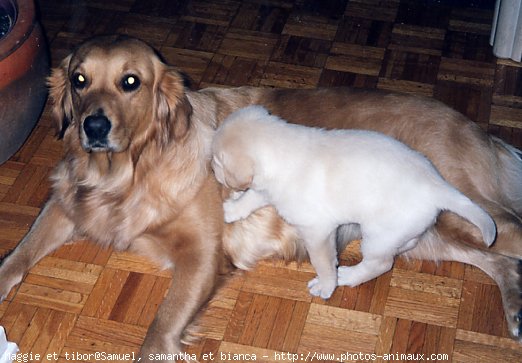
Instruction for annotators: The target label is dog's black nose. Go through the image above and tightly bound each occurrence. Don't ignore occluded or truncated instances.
[83,115,111,142]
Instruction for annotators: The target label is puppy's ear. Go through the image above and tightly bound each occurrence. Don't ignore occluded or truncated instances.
[223,153,254,190]
[47,55,73,139]
[155,67,193,145]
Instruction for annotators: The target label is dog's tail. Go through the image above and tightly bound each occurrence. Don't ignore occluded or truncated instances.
[493,136,522,215]
[440,188,497,247]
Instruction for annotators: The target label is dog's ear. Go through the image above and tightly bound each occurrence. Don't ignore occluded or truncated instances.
[47,55,73,139]
[155,67,193,145]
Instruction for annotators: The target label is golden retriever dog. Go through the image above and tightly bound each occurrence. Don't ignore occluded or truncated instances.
[211,105,496,299]
[0,35,521,361]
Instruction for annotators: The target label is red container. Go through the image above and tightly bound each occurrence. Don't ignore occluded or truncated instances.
[0,0,49,164]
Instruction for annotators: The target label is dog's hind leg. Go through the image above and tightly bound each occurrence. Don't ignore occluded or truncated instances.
[404,227,522,341]
[0,197,75,301]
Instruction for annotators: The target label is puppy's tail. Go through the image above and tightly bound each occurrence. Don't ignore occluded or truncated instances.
[441,189,497,247]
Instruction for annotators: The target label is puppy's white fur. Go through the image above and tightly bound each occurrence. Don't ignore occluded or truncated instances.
[212,106,496,299]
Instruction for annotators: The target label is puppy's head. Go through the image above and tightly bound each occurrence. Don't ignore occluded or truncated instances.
[212,106,274,190]
[47,35,191,155]
[212,128,254,191]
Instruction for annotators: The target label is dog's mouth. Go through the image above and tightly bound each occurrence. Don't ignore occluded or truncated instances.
[82,135,112,153]
[84,141,110,153]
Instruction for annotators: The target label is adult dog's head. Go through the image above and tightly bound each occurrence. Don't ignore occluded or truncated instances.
[48,35,191,158]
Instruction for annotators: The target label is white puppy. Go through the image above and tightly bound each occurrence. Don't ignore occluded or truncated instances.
[212,105,496,299]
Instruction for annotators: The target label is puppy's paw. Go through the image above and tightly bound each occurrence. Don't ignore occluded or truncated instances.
[228,191,245,200]
[223,199,248,223]
[307,277,336,300]
[337,266,364,287]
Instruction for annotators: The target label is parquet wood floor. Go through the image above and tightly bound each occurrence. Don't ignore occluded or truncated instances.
[2,0,522,362]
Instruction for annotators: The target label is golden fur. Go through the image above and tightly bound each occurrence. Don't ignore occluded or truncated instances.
[1,36,522,362]
[0,36,225,361]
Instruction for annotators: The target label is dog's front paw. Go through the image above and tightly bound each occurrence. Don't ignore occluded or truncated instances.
[138,345,186,363]
[307,277,336,299]
[139,332,186,363]
[223,199,249,223]
[0,265,24,302]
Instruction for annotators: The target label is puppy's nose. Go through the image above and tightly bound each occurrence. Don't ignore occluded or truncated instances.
[83,115,111,141]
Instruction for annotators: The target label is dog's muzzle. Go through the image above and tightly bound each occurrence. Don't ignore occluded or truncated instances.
[83,114,111,149]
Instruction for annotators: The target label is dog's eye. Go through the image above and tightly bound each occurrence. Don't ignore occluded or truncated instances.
[72,73,87,90]
[121,74,141,92]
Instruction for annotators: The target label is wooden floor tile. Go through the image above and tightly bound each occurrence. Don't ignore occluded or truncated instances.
[231,2,290,34]
[384,269,462,328]
[453,330,522,362]
[326,42,385,76]
[219,29,279,60]
[299,305,381,356]
[0,0,520,361]
[272,35,331,68]
[201,54,267,88]
[344,0,398,23]
[60,316,145,362]
[282,13,339,41]
[180,0,241,27]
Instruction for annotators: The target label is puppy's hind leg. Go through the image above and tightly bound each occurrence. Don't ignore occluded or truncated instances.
[301,227,339,299]
[337,233,407,287]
